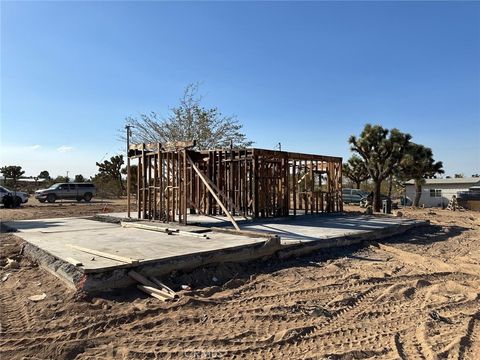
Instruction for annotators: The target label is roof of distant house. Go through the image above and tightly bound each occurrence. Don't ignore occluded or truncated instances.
[0,176,46,182]
[404,177,480,185]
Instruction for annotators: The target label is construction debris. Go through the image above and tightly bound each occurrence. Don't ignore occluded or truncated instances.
[121,222,210,239]
[65,257,83,266]
[28,293,47,302]
[129,270,178,301]
[67,244,139,264]
[4,258,19,270]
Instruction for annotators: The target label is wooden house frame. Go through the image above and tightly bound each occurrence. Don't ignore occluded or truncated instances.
[127,142,342,229]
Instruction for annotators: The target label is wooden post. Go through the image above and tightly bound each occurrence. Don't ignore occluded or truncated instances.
[182,149,188,225]
[137,155,141,220]
[142,144,147,219]
[126,126,131,218]
[293,160,296,216]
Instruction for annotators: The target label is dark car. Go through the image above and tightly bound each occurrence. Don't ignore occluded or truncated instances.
[342,188,370,204]
[0,186,29,208]
[35,183,97,203]
[399,196,413,206]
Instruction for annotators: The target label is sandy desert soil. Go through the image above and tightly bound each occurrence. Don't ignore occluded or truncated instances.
[0,205,479,359]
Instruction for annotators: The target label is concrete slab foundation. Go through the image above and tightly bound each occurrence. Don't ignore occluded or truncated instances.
[5,214,426,293]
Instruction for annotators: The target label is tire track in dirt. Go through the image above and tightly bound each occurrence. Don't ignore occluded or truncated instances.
[2,209,480,360]
[458,311,480,360]
[0,290,33,334]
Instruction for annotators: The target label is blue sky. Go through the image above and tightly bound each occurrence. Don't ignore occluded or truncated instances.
[1,1,479,178]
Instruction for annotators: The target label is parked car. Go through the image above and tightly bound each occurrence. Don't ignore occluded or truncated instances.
[35,183,97,203]
[0,186,29,208]
[399,196,413,206]
[342,188,369,204]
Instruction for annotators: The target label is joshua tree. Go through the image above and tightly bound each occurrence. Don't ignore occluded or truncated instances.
[398,143,443,207]
[1,165,25,190]
[96,155,124,191]
[349,124,411,212]
[342,155,370,189]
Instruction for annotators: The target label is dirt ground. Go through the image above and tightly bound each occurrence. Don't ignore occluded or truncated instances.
[1,203,479,359]
[0,198,129,221]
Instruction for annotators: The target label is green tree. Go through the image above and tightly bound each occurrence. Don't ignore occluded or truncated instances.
[121,165,137,196]
[74,174,85,182]
[53,176,69,183]
[1,165,25,190]
[96,155,124,192]
[398,143,444,207]
[38,170,51,180]
[124,84,253,150]
[349,124,411,212]
[342,155,370,189]
[454,173,464,178]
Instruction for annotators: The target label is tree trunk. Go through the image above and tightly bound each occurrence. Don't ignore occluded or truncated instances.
[355,181,361,189]
[373,180,382,212]
[414,180,422,207]
[387,175,393,198]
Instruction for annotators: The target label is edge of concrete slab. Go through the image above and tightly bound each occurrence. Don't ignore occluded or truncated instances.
[19,217,428,293]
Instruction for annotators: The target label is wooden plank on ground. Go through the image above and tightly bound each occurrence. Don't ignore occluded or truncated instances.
[137,285,170,301]
[130,271,175,299]
[129,270,157,287]
[150,276,178,298]
[67,244,139,264]
[210,226,279,239]
[65,257,83,266]
[121,221,209,238]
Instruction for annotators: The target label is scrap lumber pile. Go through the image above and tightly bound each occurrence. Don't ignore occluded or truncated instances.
[129,270,178,301]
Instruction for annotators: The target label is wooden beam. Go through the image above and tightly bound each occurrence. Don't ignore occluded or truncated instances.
[137,285,170,301]
[121,221,209,239]
[187,154,244,216]
[67,244,139,264]
[65,257,83,266]
[187,154,241,231]
[130,270,175,299]
[210,227,279,239]
[163,140,196,150]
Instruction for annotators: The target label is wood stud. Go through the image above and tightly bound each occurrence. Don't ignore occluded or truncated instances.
[129,146,342,224]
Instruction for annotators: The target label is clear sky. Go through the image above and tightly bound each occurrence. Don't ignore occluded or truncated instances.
[1,1,479,178]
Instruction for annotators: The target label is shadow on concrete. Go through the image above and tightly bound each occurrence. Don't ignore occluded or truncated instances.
[244,215,418,242]
[2,220,66,232]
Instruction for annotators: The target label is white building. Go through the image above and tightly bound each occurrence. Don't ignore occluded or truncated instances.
[404,178,480,207]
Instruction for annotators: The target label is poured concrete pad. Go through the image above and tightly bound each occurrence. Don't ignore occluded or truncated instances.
[236,215,421,243]
[101,212,422,242]
[6,214,426,292]
[7,218,268,273]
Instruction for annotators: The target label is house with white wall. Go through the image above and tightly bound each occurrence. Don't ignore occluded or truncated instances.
[404,178,480,207]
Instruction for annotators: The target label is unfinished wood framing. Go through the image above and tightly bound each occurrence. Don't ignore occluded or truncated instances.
[128,144,342,225]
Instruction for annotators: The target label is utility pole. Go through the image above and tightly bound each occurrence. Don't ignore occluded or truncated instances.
[126,125,132,218]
